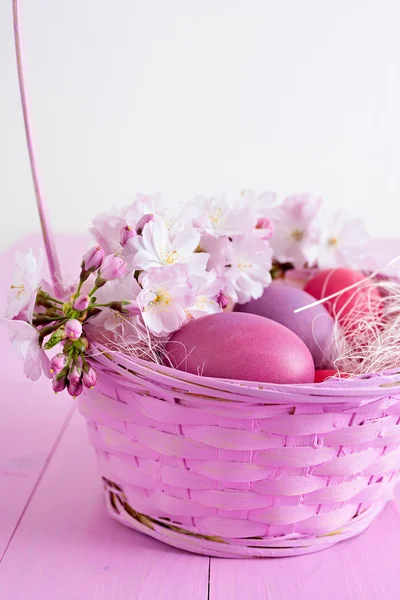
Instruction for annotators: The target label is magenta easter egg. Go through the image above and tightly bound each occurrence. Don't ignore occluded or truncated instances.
[304,268,381,328]
[234,282,334,369]
[164,312,315,384]
[314,369,349,383]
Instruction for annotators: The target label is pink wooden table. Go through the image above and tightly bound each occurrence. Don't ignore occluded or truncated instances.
[1,235,400,599]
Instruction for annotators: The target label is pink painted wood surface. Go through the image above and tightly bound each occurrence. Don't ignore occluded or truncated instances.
[0,234,88,558]
[209,501,400,599]
[0,411,210,600]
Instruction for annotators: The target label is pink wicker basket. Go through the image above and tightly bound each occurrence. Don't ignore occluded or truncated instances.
[77,346,400,557]
[11,0,400,559]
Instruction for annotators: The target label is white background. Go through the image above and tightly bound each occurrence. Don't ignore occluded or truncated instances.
[1,0,400,252]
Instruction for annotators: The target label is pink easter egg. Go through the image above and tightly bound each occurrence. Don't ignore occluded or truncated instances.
[164,312,315,384]
[234,282,334,369]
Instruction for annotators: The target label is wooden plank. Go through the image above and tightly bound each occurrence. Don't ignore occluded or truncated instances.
[0,411,210,600]
[209,501,400,600]
[0,378,74,559]
[0,234,88,558]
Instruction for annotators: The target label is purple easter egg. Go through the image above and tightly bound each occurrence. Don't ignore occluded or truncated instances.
[234,282,334,369]
[164,312,315,384]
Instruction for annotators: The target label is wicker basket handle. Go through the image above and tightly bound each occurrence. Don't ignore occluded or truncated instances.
[12,0,63,296]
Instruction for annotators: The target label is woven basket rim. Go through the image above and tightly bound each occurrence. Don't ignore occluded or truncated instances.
[90,343,400,403]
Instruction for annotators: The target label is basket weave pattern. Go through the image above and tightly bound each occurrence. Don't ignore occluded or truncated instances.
[78,348,400,557]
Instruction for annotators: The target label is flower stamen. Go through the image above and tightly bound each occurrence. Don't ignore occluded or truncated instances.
[291,229,304,242]
[327,236,338,247]
[209,207,222,225]
[148,288,172,312]
[10,283,25,300]
[159,248,180,265]
[237,261,252,270]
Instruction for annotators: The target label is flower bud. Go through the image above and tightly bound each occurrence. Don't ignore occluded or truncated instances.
[81,245,105,272]
[65,319,83,340]
[52,370,67,393]
[122,300,141,316]
[120,225,136,247]
[69,358,82,385]
[96,255,126,286]
[256,217,274,240]
[82,364,97,389]
[73,294,90,311]
[67,380,83,398]
[217,291,229,309]
[50,353,67,375]
[136,213,154,235]
[107,301,123,311]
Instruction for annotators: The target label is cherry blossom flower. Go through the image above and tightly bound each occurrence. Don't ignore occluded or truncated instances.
[132,216,209,277]
[185,270,222,320]
[271,194,323,268]
[138,265,196,335]
[223,235,273,304]
[91,194,163,255]
[86,276,141,337]
[198,234,230,276]
[253,190,278,215]
[6,248,44,323]
[131,193,163,219]
[239,189,279,218]
[316,209,369,269]
[0,318,50,381]
[185,193,256,237]
[90,207,129,255]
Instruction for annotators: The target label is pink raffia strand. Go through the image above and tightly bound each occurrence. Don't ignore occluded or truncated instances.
[12,0,63,297]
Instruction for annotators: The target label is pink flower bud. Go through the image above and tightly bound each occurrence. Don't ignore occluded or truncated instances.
[136,213,154,234]
[73,294,90,311]
[120,225,136,247]
[69,361,82,385]
[65,319,83,340]
[97,255,126,283]
[82,365,97,389]
[256,217,274,240]
[67,380,83,398]
[52,373,67,393]
[81,245,105,272]
[122,300,141,316]
[50,353,67,375]
[217,291,229,309]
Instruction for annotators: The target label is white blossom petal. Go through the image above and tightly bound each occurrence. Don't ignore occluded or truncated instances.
[0,318,50,381]
[138,265,196,335]
[5,249,43,322]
